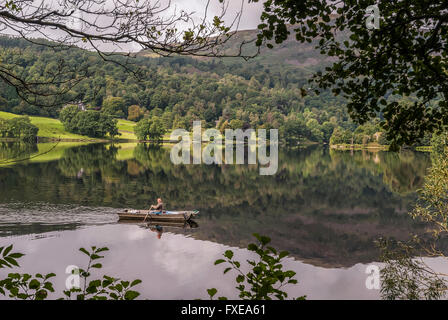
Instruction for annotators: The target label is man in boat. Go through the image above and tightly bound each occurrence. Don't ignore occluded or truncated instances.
[149,198,164,213]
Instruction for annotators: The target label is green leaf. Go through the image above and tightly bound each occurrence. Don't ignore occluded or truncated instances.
[3,245,12,257]
[91,263,102,269]
[130,279,142,287]
[76,294,85,300]
[79,248,90,256]
[29,279,40,290]
[124,290,140,300]
[247,243,258,251]
[88,280,101,288]
[207,288,217,298]
[17,293,29,300]
[214,259,225,265]
[4,257,19,267]
[86,285,98,294]
[236,275,245,283]
[43,282,55,292]
[8,253,24,259]
[109,292,119,300]
[45,273,56,280]
[224,250,233,260]
[260,236,271,246]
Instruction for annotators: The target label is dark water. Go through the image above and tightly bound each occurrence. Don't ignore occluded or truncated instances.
[0,142,437,299]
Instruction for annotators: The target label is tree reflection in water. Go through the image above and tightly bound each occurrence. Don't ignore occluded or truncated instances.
[0,142,432,267]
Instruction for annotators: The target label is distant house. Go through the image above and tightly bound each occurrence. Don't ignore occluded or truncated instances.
[63,100,87,111]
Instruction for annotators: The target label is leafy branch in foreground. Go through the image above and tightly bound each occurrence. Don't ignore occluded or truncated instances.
[0,244,23,268]
[0,245,141,300]
[62,246,141,300]
[379,150,448,300]
[0,244,55,300]
[378,237,447,300]
[1,236,303,300]
[207,233,305,300]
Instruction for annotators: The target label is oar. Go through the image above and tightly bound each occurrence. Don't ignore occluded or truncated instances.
[143,210,152,222]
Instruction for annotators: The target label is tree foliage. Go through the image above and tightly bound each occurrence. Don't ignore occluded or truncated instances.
[102,97,127,119]
[379,150,448,300]
[0,116,38,141]
[59,106,119,138]
[0,0,252,105]
[134,117,166,142]
[253,0,448,149]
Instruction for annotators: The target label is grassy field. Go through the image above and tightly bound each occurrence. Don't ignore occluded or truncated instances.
[116,119,137,140]
[0,111,137,140]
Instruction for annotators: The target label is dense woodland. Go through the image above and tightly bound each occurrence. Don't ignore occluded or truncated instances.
[0,36,437,146]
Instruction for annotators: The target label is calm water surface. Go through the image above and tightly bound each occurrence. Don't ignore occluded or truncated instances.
[0,142,440,299]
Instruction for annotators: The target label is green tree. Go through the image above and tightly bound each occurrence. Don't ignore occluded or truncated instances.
[330,126,352,145]
[431,132,448,154]
[229,119,244,130]
[321,121,335,143]
[281,116,308,146]
[102,97,126,118]
[59,105,80,132]
[134,117,166,142]
[60,110,119,138]
[0,117,38,141]
[127,105,144,122]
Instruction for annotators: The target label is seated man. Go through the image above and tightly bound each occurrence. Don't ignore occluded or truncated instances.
[149,198,164,213]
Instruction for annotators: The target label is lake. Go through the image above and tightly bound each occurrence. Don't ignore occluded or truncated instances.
[0,141,438,299]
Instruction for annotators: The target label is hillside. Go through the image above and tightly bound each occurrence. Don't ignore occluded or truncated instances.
[0,111,137,140]
[0,31,374,145]
[138,26,337,73]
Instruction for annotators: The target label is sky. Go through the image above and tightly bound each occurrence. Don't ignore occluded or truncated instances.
[172,0,265,31]
[1,0,266,52]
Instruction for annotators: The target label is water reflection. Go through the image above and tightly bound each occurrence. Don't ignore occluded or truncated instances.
[0,142,432,268]
[0,224,380,299]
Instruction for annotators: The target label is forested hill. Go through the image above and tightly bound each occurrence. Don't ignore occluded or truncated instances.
[0,31,369,144]
[138,26,337,76]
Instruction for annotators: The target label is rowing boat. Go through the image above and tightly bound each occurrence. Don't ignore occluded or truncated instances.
[117,209,199,222]
[118,219,199,229]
